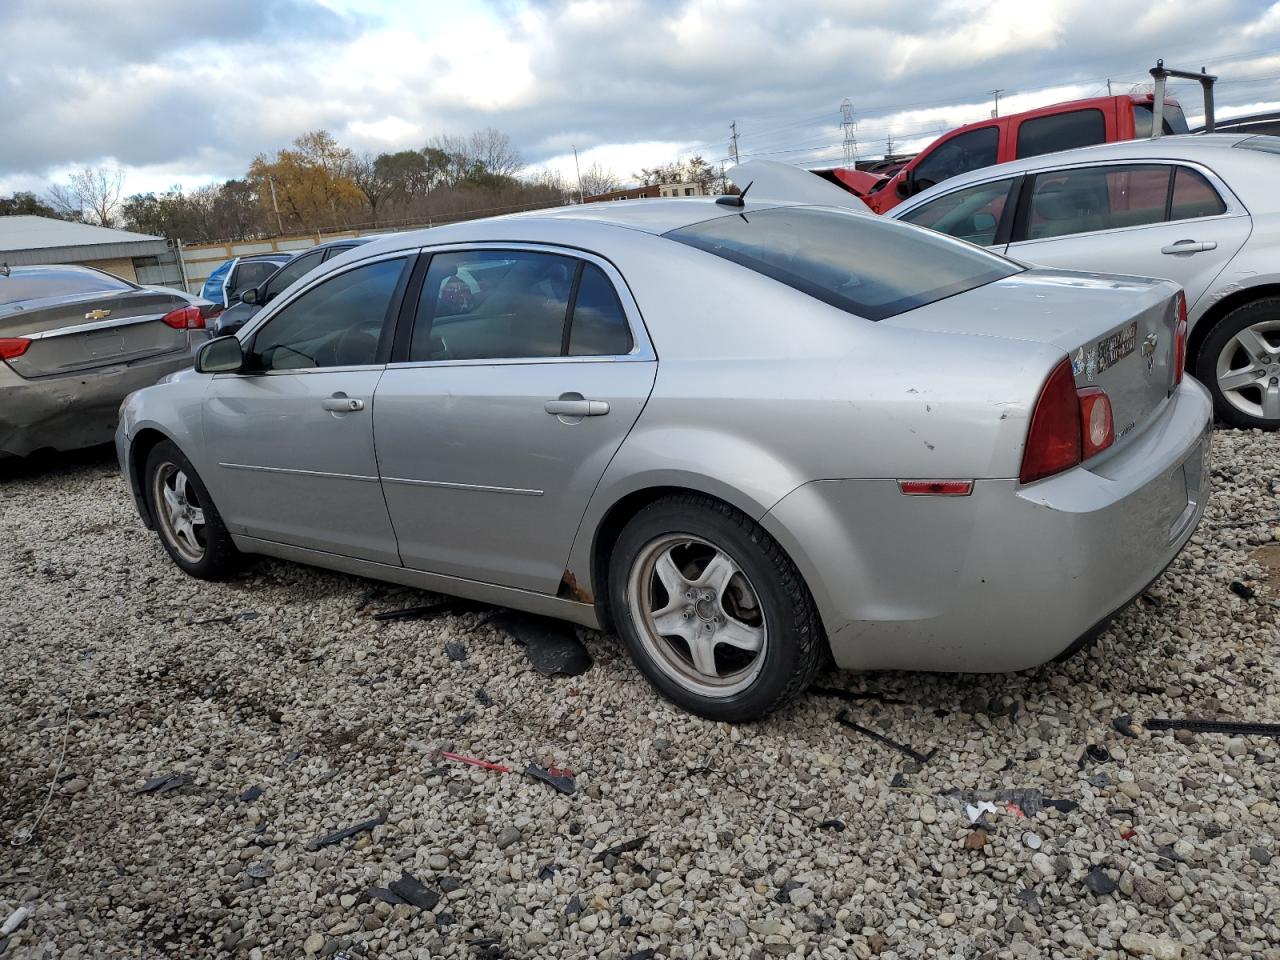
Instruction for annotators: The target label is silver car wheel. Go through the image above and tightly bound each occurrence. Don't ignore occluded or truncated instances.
[152,461,207,564]
[1216,319,1280,422]
[626,534,768,699]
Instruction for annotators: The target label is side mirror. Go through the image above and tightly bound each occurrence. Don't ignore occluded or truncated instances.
[239,286,259,306]
[195,336,245,374]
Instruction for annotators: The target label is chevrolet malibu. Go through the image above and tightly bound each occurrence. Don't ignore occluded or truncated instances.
[116,198,1212,721]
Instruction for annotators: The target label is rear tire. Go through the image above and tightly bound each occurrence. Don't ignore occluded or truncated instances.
[1194,298,1280,430]
[607,494,824,722]
[143,440,242,580]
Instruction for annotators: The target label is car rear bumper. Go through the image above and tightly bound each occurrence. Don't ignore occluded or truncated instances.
[762,377,1213,672]
[0,343,205,457]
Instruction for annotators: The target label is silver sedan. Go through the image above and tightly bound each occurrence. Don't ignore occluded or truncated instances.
[116,197,1212,720]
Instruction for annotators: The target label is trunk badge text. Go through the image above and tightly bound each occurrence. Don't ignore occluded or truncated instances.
[84,309,111,320]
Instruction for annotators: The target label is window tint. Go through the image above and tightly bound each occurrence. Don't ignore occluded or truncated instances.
[1133,103,1190,138]
[898,178,1016,246]
[0,266,133,306]
[410,251,577,361]
[1016,109,1106,159]
[250,257,407,371]
[568,264,632,356]
[911,126,999,190]
[263,250,324,299]
[1023,164,1171,240]
[665,206,1021,322]
[1170,168,1227,220]
[230,260,280,298]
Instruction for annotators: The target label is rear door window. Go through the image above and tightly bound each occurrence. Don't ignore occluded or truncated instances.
[1015,109,1106,159]
[665,206,1021,321]
[1022,164,1171,240]
[229,260,281,301]
[910,126,999,191]
[1133,103,1190,137]
[1169,167,1227,220]
[897,178,1017,246]
[568,263,632,356]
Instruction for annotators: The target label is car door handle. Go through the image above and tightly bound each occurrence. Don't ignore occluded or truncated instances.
[1161,239,1218,254]
[544,398,610,417]
[321,394,364,412]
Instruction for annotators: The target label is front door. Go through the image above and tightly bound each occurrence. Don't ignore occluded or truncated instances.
[203,254,412,564]
[374,247,656,593]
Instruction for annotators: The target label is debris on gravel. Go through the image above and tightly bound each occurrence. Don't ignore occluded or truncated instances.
[2,428,1279,958]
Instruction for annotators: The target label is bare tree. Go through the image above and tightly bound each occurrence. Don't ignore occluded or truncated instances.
[467,127,523,179]
[52,166,126,226]
[579,163,621,198]
[348,152,394,225]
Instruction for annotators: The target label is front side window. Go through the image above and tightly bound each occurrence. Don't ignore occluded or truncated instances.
[666,206,1021,321]
[250,257,407,371]
[1016,109,1106,160]
[263,250,325,301]
[1023,164,1171,240]
[897,178,1016,246]
[911,126,999,190]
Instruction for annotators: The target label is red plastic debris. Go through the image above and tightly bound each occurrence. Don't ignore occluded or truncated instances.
[1120,828,1137,840]
[1004,802,1026,818]
[441,751,511,773]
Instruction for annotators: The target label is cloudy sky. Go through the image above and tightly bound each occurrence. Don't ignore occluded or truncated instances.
[3,0,1280,198]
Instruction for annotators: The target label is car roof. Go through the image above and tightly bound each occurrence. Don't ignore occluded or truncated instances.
[895,134,1256,201]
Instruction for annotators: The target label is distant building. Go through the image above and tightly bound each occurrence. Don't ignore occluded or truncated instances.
[0,215,184,286]
[584,181,708,203]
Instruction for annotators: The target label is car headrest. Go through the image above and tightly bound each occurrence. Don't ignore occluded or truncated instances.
[1033,187,1079,221]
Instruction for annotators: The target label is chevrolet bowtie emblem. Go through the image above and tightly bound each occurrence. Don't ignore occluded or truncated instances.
[1142,333,1158,370]
[84,308,112,321]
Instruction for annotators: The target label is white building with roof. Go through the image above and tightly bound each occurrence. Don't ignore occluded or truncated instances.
[0,215,183,286]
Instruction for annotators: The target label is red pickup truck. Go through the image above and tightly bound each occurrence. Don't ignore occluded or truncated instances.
[829,93,1189,214]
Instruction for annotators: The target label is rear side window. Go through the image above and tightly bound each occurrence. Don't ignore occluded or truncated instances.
[230,260,280,299]
[568,264,632,356]
[1133,103,1190,137]
[898,178,1016,246]
[665,206,1021,321]
[0,267,133,306]
[1170,167,1226,220]
[911,126,999,190]
[1016,109,1106,159]
[1023,164,1171,240]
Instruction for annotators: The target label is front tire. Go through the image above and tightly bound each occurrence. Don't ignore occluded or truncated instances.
[607,494,823,722]
[1195,298,1280,430]
[143,440,242,580]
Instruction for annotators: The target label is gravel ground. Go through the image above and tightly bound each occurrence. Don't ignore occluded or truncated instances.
[1,429,1278,960]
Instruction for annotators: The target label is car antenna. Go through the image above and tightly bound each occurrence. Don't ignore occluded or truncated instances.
[716,180,753,207]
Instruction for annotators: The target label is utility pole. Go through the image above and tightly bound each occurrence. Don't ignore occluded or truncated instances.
[729,121,740,165]
[1107,78,1113,96]
[572,145,584,203]
[267,176,284,234]
[840,98,859,166]
[885,131,896,157]
[991,89,1004,118]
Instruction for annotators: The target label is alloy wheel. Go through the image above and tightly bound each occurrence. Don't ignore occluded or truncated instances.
[152,461,207,564]
[626,534,768,698]
[1215,318,1280,422]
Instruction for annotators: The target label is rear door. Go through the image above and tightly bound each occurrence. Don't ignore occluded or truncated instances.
[202,253,412,564]
[374,245,656,594]
[1005,161,1250,311]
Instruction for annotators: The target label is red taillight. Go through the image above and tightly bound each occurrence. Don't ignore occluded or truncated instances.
[1077,387,1114,459]
[162,305,205,330]
[1173,291,1188,386]
[898,480,974,496]
[0,337,31,361]
[1020,358,1082,484]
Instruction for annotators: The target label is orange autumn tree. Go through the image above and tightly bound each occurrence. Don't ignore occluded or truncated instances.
[248,130,366,233]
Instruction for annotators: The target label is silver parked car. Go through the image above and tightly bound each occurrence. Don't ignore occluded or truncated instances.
[889,133,1280,430]
[1,264,215,457]
[116,198,1211,720]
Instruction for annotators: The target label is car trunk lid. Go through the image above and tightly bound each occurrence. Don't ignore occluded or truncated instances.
[0,289,190,378]
[883,268,1182,449]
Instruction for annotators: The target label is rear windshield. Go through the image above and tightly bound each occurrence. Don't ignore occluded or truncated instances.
[664,206,1021,321]
[0,267,133,306]
[1233,135,1280,155]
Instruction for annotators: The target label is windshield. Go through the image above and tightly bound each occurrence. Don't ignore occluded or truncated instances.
[664,206,1021,321]
[0,267,133,306]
